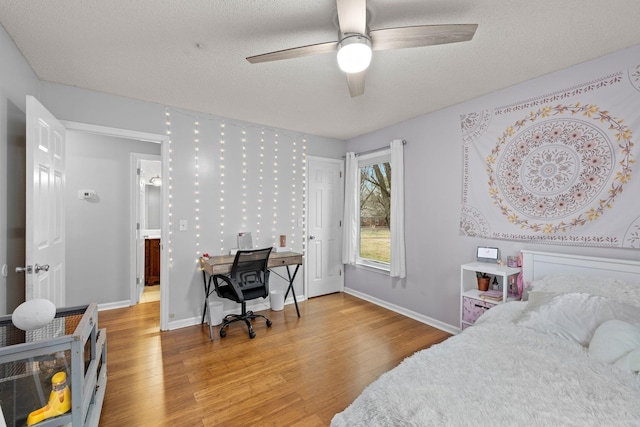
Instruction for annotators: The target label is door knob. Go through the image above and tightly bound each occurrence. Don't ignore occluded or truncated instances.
[15,264,49,274]
[16,265,33,274]
[309,235,316,240]
[35,264,50,273]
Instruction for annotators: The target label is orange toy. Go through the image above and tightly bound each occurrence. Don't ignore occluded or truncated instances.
[27,371,71,426]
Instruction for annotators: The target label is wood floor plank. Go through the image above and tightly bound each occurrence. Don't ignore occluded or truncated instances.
[98,292,450,426]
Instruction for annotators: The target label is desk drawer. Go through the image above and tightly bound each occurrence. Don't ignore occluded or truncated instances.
[268,254,303,268]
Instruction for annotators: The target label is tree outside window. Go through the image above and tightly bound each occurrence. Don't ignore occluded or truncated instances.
[359,160,391,264]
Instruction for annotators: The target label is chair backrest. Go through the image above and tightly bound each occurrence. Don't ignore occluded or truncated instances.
[230,247,272,290]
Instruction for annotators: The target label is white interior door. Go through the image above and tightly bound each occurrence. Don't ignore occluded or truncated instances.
[306,157,344,298]
[135,162,145,302]
[131,155,161,304]
[25,96,65,306]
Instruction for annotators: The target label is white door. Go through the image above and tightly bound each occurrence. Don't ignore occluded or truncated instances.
[306,157,344,298]
[135,163,145,302]
[131,155,161,304]
[24,96,65,306]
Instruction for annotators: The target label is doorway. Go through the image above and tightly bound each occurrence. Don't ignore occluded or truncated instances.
[62,121,169,330]
[135,156,162,304]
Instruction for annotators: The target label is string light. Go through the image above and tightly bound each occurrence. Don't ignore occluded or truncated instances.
[273,133,279,245]
[241,128,247,230]
[291,139,297,248]
[165,108,173,266]
[220,122,225,253]
[256,130,264,247]
[194,119,200,262]
[302,138,307,255]
[161,110,311,261]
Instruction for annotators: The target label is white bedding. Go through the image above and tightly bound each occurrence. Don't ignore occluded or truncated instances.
[331,301,640,426]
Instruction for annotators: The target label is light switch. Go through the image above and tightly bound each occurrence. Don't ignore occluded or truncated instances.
[179,220,188,231]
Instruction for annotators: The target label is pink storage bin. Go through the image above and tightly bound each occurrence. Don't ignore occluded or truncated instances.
[462,297,496,325]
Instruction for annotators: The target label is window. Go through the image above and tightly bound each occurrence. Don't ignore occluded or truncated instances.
[343,140,405,278]
[357,150,391,269]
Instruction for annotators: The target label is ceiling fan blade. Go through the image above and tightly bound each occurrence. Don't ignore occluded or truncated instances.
[370,24,478,51]
[336,0,367,35]
[247,41,338,64]
[346,71,365,97]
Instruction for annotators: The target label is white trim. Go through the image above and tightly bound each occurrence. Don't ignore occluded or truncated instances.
[97,300,131,311]
[130,153,161,307]
[358,148,390,166]
[61,121,163,143]
[355,258,390,274]
[356,151,392,267]
[164,296,305,331]
[160,134,170,331]
[344,288,460,335]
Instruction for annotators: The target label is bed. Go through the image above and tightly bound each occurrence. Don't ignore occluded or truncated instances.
[331,251,640,426]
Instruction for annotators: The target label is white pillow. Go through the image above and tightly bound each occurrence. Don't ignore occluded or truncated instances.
[589,319,640,364]
[474,301,527,326]
[12,298,56,331]
[529,274,640,308]
[613,349,640,373]
[517,293,640,346]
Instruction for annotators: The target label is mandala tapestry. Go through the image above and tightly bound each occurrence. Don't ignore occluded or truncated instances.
[460,67,640,248]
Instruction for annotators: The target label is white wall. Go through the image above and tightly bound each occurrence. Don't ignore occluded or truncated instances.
[0,23,39,314]
[345,44,640,330]
[0,21,346,323]
[36,87,345,328]
[65,131,160,306]
[154,109,346,326]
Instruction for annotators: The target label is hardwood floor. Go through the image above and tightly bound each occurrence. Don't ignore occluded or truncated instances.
[139,285,160,303]
[98,293,451,426]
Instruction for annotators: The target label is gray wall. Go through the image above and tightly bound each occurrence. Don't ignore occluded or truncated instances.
[5,13,636,332]
[65,131,160,306]
[0,23,39,314]
[0,22,346,323]
[344,44,640,329]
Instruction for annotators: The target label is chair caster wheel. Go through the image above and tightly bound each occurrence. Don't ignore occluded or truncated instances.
[266,320,272,327]
[220,329,226,338]
[249,329,256,339]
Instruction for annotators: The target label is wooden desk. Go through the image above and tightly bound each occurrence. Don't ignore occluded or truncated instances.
[200,251,303,321]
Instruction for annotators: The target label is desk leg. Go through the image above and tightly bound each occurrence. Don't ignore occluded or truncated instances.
[201,272,217,340]
[283,264,301,317]
[201,270,210,325]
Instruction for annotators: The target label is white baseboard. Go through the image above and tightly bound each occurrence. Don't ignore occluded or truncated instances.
[166,295,306,331]
[97,300,131,311]
[344,288,460,336]
[94,292,458,337]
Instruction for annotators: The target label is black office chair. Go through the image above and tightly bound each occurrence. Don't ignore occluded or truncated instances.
[211,247,273,339]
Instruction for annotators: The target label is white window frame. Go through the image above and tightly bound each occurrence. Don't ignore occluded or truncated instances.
[356,149,391,272]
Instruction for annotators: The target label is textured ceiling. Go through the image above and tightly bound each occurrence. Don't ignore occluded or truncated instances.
[1,1,640,140]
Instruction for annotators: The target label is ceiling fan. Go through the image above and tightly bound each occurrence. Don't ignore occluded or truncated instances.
[246,0,478,97]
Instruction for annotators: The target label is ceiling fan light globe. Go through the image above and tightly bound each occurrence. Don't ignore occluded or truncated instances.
[337,35,372,73]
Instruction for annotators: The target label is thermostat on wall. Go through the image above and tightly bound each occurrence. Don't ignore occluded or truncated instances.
[78,190,97,200]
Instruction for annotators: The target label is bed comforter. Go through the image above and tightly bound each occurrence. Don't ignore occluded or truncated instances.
[331,302,640,426]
